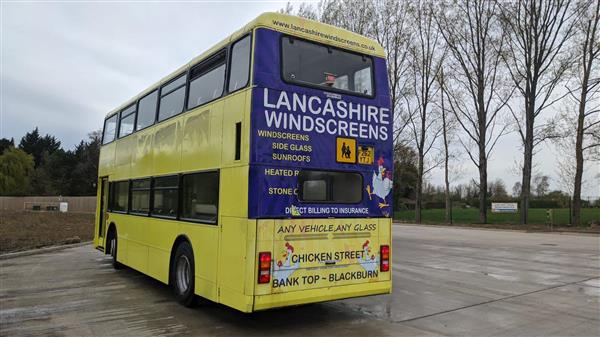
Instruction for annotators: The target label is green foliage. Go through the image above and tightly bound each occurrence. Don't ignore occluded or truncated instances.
[0,147,34,195]
[7,128,100,196]
[18,127,61,168]
[393,143,418,207]
[68,132,101,195]
[0,138,15,154]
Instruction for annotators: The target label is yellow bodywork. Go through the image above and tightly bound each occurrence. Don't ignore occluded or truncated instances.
[94,12,391,313]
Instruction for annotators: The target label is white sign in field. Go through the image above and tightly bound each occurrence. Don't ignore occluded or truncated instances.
[491,202,518,213]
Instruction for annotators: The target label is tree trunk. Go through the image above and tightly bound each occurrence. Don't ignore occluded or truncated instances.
[520,110,535,225]
[572,55,590,227]
[478,152,487,224]
[477,73,487,224]
[441,83,451,223]
[572,132,583,226]
[415,152,424,223]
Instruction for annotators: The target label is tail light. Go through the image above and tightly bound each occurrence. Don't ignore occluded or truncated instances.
[380,245,390,272]
[258,252,271,284]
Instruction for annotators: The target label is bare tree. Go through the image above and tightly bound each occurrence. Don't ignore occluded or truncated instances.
[320,0,375,36]
[440,70,452,223]
[533,174,551,197]
[512,181,522,197]
[563,0,600,225]
[405,1,446,223]
[371,0,414,144]
[501,0,577,224]
[436,0,512,223]
[438,69,461,223]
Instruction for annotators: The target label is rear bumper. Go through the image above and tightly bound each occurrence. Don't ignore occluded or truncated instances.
[252,280,391,311]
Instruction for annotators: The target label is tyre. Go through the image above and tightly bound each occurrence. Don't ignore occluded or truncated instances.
[108,228,122,270]
[171,241,196,307]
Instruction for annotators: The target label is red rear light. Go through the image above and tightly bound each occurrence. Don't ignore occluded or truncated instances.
[258,252,271,284]
[380,245,390,272]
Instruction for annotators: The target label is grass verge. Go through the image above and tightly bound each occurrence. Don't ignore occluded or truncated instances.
[394,208,600,233]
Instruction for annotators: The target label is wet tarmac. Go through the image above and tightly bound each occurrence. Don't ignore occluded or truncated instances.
[1,225,598,337]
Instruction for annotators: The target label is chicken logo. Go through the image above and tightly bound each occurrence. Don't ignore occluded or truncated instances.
[366,157,392,209]
[273,242,300,282]
[357,240,379,272]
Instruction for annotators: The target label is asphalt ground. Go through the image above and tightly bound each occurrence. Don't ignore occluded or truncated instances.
[1,225,598,337]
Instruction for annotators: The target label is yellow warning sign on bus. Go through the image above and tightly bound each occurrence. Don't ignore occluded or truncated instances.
[358,146,374,165]
[336,137,356,163]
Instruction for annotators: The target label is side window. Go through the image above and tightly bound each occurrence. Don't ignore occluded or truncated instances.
[118,104,136,138]
[187,52,226,109]
[137,90,158,131]
[102,114,118,144]
[228,35,251,92]
[130,179,151,214]
[151,175,178,217]
[109,181,129,212]
[158,74,186,122]
[181,171,219,224]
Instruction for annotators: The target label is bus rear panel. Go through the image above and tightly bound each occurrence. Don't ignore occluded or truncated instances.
[248,27,393,310]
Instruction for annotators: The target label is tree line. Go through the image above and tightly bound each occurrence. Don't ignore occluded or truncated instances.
[282,0,600,225]
[0,128,100,196]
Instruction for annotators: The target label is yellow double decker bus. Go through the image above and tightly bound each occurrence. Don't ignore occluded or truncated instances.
[94,12,393,312]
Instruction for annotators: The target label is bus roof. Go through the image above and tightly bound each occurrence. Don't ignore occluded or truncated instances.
[105,12,385,118]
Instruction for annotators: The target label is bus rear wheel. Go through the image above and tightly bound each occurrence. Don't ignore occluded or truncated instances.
[171,241,196,307]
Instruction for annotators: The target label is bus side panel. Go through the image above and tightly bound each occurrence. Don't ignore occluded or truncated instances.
[220,167,249,218]
[130,130,154,178]
[221,89,250,167]
[183,222,219,302]
[98,142,116,177]
[153,119,182,176]
[117,215,148,274]
[114,136,135,180]
[181,102,223,172]
[217,165,253,311]
[217,216,255,312]
[145,217,178,284]
[244,219,258,297]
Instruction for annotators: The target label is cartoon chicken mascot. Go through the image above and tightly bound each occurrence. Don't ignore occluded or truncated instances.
[273,242,300,282]
[366,157,393,208]
[357,240,378,272]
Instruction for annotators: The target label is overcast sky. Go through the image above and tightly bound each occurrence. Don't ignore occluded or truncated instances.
[1,1,598,196]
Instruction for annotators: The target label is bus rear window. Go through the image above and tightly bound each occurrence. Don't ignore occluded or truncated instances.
[298,170,362,203]
[282,37,373,96]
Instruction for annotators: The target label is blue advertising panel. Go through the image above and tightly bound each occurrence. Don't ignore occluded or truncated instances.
[249,28,393,219]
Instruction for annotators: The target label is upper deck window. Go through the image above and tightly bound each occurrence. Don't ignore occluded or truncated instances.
[102,114,118,145]
[282,38,373,96]
[158,74,186,122]
[187,52,226,110]
[118,104,136,138]
[228,35,251,92]
[136,90,158,131]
